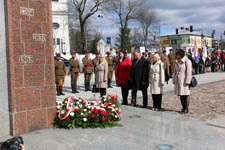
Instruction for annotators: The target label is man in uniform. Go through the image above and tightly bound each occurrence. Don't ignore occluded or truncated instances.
[55,53,66,96]
[92,51,100,92]
[168,49,176,77]
[106,51,114,88]
[68,51,80,93]
[161,50,170,76]
[142,52,147,59]
[147,52,152,65]
[114,50,120,85]
[82,50,94,91]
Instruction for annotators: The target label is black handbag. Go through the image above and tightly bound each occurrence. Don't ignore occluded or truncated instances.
[190,76,197,88]
[92,84,99,93]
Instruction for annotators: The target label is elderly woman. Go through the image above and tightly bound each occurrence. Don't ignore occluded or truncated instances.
[95,54,108,97]
[173,49,192,114]
[149,53,165,111]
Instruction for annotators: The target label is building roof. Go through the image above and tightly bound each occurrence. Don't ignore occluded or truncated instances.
[160,32,211,38]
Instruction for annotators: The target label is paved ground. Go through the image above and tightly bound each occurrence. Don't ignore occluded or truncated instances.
[14,106,225,150]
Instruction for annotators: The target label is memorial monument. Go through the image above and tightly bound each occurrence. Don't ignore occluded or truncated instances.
[0,0,56,136]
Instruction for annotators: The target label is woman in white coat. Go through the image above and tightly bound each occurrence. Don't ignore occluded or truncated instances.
[149,53,165,111]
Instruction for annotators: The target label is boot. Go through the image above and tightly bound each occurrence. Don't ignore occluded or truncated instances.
[87,81,91,91]
[72,84,76,93]
[56,86,60,96]
[85,82,88,92]
[59,86,65,95]
[75,84,79,93]
[109,79,113,88]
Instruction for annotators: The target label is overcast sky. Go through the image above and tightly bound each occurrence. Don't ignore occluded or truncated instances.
[76,0,225,43]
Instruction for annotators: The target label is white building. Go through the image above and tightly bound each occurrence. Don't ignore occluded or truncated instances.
[52,0,71,59]
[97,39,110,55]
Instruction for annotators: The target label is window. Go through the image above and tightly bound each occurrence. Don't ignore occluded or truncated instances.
[53,23,60,29]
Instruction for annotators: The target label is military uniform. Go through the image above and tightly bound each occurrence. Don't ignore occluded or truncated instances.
[82,56,94,91]
[69,57,80,93]
[161,53,170,76]
[168,52,176,76]
[147,56,152,68]
[106,56,114,88]
[55,59,66,96]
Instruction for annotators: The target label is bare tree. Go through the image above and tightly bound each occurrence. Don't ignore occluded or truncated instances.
[69,0,109,53]
[130,28,143,48]
[107,0,144,51]
[136,5,159,49]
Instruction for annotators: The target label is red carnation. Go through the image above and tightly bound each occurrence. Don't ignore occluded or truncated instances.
[64,98,68,101]
[101,111,105,115]
[94,110,98,114]
[65,116,69,120]
[106,112,109,116]
[112,99,116,103]
[102,117,106,122]
[112,120,114,123]
[74,107,79,112]
[92,114,95,119]
[116,110,120,114]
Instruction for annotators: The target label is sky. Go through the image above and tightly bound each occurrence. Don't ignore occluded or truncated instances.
[71,0,225,44]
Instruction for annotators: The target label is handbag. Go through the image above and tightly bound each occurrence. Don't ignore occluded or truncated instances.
[190,76,197,88]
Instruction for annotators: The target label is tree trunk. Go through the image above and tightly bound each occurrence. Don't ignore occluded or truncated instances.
[80,22,85,54]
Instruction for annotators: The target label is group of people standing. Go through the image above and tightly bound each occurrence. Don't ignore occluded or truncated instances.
[116,49,192,114]
[54,48,193,114]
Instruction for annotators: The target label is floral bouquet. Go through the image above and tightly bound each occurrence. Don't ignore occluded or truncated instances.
[54,94,122,129]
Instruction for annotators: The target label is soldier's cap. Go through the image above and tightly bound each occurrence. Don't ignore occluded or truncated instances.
[169,49,173,51]
[142,52,146,55]
[116,50,119,54]
[85,50,89,54]
[106,51,111,55]
[124,50,128,54]
[96,51,100,55]
[148,52,151,55]
[163,50,166,52]
[56,53,60,57]
[71,51,76,55]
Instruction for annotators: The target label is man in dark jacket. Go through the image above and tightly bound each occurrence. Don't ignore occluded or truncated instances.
[130,50,149,108]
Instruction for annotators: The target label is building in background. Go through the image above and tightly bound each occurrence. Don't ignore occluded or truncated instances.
[52,0,71,59]
[160,33,212,51]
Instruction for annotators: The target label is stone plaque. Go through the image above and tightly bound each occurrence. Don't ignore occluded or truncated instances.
[33,33,47,42]
[20,7,34,17]
[19,55,34,64]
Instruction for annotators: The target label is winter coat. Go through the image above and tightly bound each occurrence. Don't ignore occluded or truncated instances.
[149,60,165,94]
[116,57,132,85]
[130,56,149,90]
[173,56,192,96]
[95,61,108,88]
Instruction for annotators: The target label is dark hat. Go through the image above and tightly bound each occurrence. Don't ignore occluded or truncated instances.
[85,50,89,54]
[71,51,76,55]
[106,51,111,55]
[142,52,146,55]
[169,49,173,51]
[124,50,128,54]
[163,49,166,52]
[148,52,151,55]
[96,51,100,55]
[56,53,60,57]
[116,50,119,54]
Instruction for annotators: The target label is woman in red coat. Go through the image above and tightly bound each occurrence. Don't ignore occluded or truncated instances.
[116,51,132,105]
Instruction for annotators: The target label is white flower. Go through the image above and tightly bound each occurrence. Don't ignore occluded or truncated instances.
[71,103,74,106]
[115,108,118,111]
[76,102,80,105]
[70,112,75,117]
[87,106,91,109]
[61,110,65,114]
[79,104,83,108]
[57,105,61,109]
[64,101,68,104]
[112,104,115,107]
[112,108,115,112]
[84,109,87,112]
[115,115,118,119]
[79,99,82,102]
[83,118,87,122]
[81,113,84,116]
[101,104,104,107]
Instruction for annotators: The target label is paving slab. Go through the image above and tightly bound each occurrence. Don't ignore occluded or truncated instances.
[20,106,225,150]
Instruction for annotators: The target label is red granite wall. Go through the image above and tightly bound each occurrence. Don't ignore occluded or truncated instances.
[5,0,56,136]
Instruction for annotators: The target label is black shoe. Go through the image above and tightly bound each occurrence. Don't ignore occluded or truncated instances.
[60,93,65,95]
[122,102,128,105]
[75,90,79,93]
[131,103,136,107]
[142,105,147,108]
[184,108,189,114]
[57,93,60,96]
